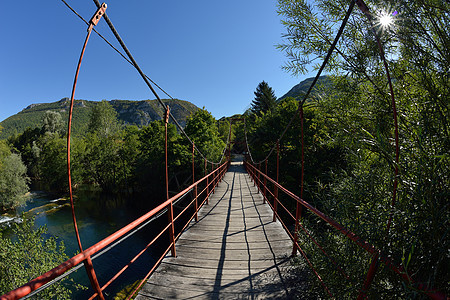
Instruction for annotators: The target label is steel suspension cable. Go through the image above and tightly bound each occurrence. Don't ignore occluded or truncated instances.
[66,4,108,299]
[243,118,256,164]
[92,0,227,165]
[354,0,399,238]
[63,0,229,165]
[244,0,355,165]
[216,119,233,164]
[61,0,236,165]
[61,0,176,101]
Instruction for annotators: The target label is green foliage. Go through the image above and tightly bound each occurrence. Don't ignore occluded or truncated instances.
[137,120,190,195]
[185,108,226,163]
[0,217,74,299]
[8,127,42,179]
[0,99,199,140]
[39,133,67,192]
[88,100,121,137]
[42,111,63,134]
[117,126,141,191]
[0,140,11,169]
[6,99,208,197]
[217,118,234,144]
[276,0,449,297]
[250,81,277,116]
[246,97,345,206]
[0,153,29,211]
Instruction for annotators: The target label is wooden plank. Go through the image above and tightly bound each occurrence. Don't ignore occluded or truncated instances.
[136,161,297,299]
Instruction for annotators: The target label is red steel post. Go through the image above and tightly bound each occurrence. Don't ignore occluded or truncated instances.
[253,162,256,187]
[257,162,261,191]
[205,159,209,204]
[263,160,267,203]
[192,143,198,222]
[273,142,280,222]
[228,119,232,162]
[357,251,380,299]
[165,106,176,257]
[292,107,304,256]
[210,162,214,193]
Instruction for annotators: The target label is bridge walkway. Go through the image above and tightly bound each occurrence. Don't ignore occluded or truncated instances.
[136,160,295,299]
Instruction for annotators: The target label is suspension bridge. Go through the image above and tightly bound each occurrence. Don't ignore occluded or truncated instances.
[137,158,294,299]
[0,0,446,299]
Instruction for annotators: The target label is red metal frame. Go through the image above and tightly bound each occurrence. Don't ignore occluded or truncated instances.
[273,142,279,222]
[244,161,444,299]
[164,106,177,258]
[65,5,108,299]
[1,162,229,300]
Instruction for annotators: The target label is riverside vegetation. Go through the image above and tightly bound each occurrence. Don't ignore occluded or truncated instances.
[0,101,226,297]
[0,0,448,298]
[240,0,448,298]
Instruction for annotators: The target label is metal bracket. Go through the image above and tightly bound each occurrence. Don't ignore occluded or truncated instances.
[165,106,170,124]
[88,2,107,31]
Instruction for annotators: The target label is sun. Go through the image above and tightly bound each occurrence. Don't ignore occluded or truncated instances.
[379,13,393,27]
[376,9,398,30]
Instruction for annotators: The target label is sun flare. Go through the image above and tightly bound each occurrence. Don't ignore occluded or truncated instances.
[380,14,393,27]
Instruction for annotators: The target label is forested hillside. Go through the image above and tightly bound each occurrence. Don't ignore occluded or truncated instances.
[0,98,198,139]
[278,75,331,100]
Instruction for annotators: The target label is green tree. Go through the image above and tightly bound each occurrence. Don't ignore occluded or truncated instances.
[250,81,277,116]
[184,108,226,163]
[83,101,122,191]
[88,100,121,137]
[8,127,42,179]
[0,153,29,211]
[39,133,68,192]
[276,0,449,297]
[42,111,63,134]
[0,217,74,299]
[117,126,141,191]
[0,140,11,169]
[137,120,189,196]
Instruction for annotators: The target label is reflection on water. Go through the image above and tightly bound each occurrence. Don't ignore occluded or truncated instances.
[4,188,167,298]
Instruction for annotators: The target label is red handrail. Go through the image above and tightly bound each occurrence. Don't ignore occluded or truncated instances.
[244,160,445,299]
[1,161,229,300]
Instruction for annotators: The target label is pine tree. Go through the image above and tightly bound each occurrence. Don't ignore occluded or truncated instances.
[250,81,277,116]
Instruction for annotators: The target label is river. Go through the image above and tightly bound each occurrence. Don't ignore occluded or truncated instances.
[1,188,169,299]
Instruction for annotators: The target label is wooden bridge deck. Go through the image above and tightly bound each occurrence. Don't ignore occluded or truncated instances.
[136,160,295,299]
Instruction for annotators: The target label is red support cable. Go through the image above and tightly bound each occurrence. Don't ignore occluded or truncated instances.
[245,162,446,299]
[66,5,107,299]
[1,163,231,300]
[245,162,333,298]
[165,106,176,258]
[358,251,380,300]
[292,107,304,256]
[354,0,400,241]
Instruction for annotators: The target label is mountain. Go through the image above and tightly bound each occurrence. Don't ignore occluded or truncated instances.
[279,75,332,100]
[0,98,199,139]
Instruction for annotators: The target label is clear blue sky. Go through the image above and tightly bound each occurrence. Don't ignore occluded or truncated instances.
[0,1,313,122]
